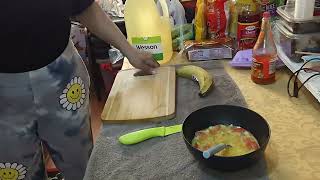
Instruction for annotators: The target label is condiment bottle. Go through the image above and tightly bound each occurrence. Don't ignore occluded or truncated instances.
[237,0,261,50]
[251,12,278,84]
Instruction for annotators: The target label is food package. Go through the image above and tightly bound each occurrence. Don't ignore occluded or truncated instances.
[195,0,207,40]
[171,23,194,51]
[206,0,231,40]
[183,38,234,61]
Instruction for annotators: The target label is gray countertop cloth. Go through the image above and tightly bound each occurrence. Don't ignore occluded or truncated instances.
[84,61,269,180]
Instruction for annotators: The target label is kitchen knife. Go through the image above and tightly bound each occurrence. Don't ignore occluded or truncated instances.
[119,124,182,145]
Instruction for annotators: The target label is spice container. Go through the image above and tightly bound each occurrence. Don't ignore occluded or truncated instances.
[277,5,320,34]
[273,22,320,63]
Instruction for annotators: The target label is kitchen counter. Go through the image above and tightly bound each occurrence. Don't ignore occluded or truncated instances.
[121,54,320,179]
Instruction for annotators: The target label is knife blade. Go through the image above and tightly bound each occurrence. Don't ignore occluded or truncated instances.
[119,124,182,145]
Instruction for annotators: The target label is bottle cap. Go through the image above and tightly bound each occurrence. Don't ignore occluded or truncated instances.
[263,12,271,19]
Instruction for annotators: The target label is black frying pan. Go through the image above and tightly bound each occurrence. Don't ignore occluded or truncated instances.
[182,105,270,171]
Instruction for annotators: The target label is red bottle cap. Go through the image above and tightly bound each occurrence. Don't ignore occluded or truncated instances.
[263,12,271,19]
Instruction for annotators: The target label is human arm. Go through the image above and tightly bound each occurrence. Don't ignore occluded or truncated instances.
[75,2,160,74]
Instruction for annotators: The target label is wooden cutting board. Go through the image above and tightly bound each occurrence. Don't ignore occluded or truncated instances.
[101,66,176,123]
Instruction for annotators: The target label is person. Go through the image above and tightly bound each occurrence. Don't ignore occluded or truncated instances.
[0,1,159,180]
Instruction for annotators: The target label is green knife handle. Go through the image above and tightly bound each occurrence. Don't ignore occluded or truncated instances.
[119,127,165,145]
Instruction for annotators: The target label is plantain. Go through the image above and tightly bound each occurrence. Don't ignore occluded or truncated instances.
[176,65,214,97]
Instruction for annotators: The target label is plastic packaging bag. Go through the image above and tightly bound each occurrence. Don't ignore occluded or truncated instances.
[157,0,187,27]
[195,0,207,40]
[156,0,192,51]
[171,23,194,51]
[207,0,230,40]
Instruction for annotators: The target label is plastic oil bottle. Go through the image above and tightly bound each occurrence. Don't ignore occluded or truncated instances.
[124,0,173,64]
[251,12,277,84]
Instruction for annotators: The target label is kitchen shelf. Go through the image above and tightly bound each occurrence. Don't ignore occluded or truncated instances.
[277,45,320,103]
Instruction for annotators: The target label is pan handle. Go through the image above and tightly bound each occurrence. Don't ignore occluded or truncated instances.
[203,144,231,159]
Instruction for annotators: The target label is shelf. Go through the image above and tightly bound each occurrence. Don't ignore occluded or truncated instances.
[277,45,320,103]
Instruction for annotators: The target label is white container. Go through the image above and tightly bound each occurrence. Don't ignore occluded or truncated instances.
[294,0,315,20]
[277,5,320,34]
[285,0,295,11]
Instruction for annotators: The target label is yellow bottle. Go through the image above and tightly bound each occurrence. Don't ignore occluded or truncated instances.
[124,0,173,64]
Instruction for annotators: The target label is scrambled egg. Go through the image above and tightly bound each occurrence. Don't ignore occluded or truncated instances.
[192,124,260,157]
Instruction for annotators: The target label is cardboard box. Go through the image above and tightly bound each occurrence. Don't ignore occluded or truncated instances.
[184,38,234,61]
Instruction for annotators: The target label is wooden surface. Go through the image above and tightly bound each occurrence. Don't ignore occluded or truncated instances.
[101,66,176,123]
[225,64,320,180]
[121,53,192,70]
[122,54,320,179]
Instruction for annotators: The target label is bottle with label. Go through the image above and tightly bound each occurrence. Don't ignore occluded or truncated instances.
[124,0,173,64]
[261,0,277,17]
[251,12,277,84]
[237,0,261,50]
[260,0,286,20]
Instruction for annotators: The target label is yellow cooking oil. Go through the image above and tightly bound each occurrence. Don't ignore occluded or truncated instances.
[124,0,173,64]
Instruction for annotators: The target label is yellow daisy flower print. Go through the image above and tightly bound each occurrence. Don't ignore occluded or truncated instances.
[59,77,86,111]
[0,162,27,180]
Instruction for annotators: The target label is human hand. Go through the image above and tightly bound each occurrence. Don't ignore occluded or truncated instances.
[127,48,160,76]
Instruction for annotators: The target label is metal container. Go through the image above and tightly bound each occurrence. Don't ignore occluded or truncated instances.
[277,5,320,34]
[273,22,320,62]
